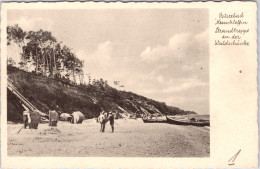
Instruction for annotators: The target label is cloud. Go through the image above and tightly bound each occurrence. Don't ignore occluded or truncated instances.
[75,30,209,114]
[139,29,209,81]
[160,95,209,113]
[161,77,208,93]
[136,30,209,113]
[82,41,138,84]
[75,50,87,61]
[88,41,113,62]
[8,16,54,32]
[140,29,208,63]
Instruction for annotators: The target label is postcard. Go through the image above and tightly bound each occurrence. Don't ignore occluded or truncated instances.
[1,2,258,168]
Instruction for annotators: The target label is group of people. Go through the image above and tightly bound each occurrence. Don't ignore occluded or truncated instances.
[98,111,115,133]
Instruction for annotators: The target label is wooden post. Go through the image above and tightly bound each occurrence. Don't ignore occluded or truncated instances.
[49,110,51,126]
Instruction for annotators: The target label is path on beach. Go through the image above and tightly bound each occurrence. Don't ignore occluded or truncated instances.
[8,119,210,157]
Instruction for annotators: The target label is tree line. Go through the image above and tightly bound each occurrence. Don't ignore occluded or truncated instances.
[7,24,84,84]
[7,24,125,89]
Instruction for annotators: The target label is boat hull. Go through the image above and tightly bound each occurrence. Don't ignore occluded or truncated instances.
[166,116,210,127]
[142,119,167,123]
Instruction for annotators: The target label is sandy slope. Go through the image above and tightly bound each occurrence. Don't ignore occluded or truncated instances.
[7,119,209,157]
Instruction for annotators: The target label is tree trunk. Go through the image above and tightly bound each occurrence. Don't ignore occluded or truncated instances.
[36,48,38,74]
[49,50,54,78]
[73,68,76,83]
[47,50,51,76]
[79,72,83,85]
[43,49,46,76]
[47,51,49,75]
[53,48,57,78]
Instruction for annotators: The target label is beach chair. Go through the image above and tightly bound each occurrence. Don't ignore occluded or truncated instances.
[29,110,40,129]
[70,111,85,124]
[49,110,59,126]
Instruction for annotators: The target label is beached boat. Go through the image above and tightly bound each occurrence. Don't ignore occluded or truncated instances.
[142,118,167,123]
[166,116,210,127]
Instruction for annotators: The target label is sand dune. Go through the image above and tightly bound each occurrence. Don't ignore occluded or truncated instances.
[8,119,209,157]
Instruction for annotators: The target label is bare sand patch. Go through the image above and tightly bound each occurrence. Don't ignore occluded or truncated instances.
[7,119,209,157]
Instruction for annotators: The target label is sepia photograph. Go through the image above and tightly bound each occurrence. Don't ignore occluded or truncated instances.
[1,2,258,168]
[6,8,209,157]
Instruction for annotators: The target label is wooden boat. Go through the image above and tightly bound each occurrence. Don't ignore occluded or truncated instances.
[166,116,210,127]
[142,118,167,123]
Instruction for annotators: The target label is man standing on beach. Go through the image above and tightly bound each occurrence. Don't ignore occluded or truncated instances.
[99,111,109,132]
[102,111,108,132]
[98,112,105,132]
[108,111,114,133]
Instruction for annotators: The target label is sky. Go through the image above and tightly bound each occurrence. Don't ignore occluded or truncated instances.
[7,9,209,114]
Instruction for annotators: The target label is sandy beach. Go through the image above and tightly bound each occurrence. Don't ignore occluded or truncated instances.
[8,119,210,157]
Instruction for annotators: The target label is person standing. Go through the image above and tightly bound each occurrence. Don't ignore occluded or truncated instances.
[101,115,106,132]
[98,112,105,132]
[103,111,109,132]
[55,105,62,116]
[23,110,31,129]
[98,110,111,132]
[108,111,114,133]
